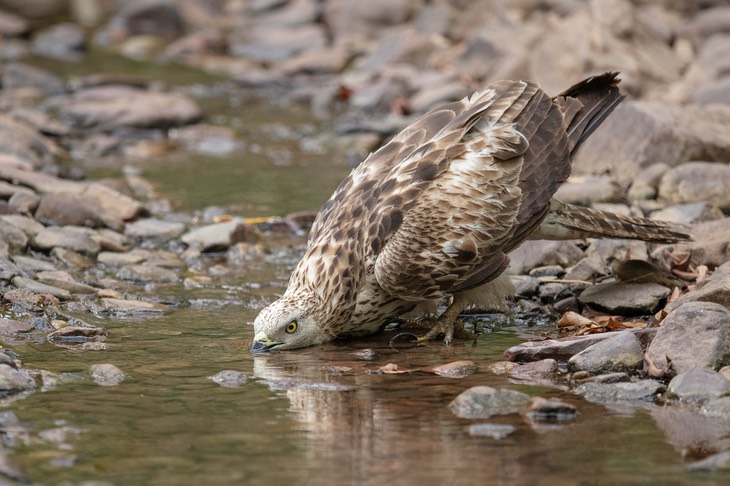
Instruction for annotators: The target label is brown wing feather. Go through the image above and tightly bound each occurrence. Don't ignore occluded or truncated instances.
[373,75,624,300]
[309,101,477,242]
[374,81,538,299]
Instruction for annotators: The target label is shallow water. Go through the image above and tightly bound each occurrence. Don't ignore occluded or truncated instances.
[10,306,724,485]
[5,59,730,485]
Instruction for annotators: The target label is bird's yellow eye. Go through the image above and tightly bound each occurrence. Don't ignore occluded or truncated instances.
[285,321,298,334]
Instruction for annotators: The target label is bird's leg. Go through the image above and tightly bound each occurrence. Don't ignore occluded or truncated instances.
[416,299,471,346]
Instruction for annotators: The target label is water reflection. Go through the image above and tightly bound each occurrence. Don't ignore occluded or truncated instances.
[247,334,682,486]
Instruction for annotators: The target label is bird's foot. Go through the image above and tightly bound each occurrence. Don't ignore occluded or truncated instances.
[414,317,474,346]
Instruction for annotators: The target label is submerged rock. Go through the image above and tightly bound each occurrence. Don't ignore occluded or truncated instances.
[209,370,248,388]
[467,423,516,439]
[422,360,477,378]
[47,326,107,344]
[89,363,126,386]
[449,386,531,419]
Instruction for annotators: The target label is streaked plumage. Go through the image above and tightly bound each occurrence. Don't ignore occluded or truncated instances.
[251,73,689,351]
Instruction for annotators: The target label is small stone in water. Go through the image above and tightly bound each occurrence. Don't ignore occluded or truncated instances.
[48,326,107,344]
[209,370,247,388]
[449,386,531,419]
[467,423,516,439]
[423,360,477,378]
[89,364,125,386]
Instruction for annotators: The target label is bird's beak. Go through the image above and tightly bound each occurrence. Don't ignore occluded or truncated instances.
[250,332,283,353]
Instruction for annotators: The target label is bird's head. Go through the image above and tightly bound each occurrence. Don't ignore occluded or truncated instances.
[251,294,334,352]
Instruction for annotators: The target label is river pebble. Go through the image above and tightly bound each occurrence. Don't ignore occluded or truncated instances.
[2,286,60,312]
[181,219,242,251]
[34,192,108,228]
[647,301,730,373]
[209,370,248,388]
[125,218,187,239]
[115,264,179,284]
[99,298,169,316]
[422,360,477,378]
[579,282,671,315]
[658,161,730,212]
[507,359,559,386]
[60,86,202,130]
[504,333,625,363]
[467,423,516,439]
[36,270,97,295]
[449,386,531,419]
[0,318,33,336]
[89,364,126,386]
[47,326,107,345]
[0,364,35,393]
[666,369,730,403]
[32,226,101,255]
[575,380,665,403]
[568,332,644,375]
[32,22,85,61]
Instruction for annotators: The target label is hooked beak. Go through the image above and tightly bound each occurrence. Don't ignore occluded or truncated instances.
[250,332,283,353]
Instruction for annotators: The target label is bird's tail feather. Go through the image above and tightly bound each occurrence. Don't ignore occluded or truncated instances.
[531,200,691,243]
[556,72,625,155]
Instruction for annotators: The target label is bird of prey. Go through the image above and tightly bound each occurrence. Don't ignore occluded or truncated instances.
[251,72,689,351]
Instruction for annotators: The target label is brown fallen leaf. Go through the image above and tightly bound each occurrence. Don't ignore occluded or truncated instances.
[604,317,646,330]
[576,324,605,335]
[558,311,595,329]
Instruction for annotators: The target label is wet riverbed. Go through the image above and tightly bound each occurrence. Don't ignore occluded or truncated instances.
[2,60,728,485]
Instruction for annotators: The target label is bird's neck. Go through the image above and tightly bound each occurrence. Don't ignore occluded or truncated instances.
[289,240,362,332]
